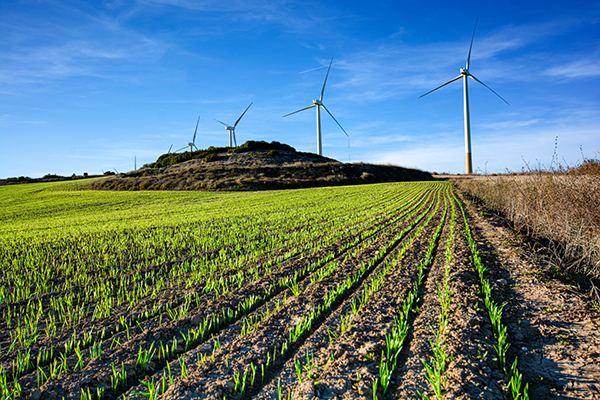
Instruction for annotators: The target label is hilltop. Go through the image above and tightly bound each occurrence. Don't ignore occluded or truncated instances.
[89,140,433,191]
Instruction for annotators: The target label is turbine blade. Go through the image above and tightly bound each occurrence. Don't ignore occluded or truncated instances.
[175,146,188,152]
[193,144,198,151]
[282,104,316,118]
[233,130,237,147]
[419,75,462,98]
[468,73,510,105]
[321,104,348,137]
[234,102,253,128]
[320,57,334,102]
[214,119,228,127]
[467,17,478,70]
[193,115,200,144]
[167,144,173,153]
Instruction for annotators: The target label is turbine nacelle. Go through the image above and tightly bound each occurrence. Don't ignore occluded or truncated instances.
[282,57,348,156]
[419,18,509,175]
[214,102,253,147]
[174,115,201,153]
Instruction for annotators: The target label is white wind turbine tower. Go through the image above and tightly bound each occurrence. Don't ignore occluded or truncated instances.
[175,116,201,152]
[214,102,253,148]
[419,18,509,175]
[283,57,348,156]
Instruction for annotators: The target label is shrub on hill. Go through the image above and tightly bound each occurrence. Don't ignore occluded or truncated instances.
[230,140,295,154]
[205,153,219,162]
[149,146,228,168]
[148,141,297,168]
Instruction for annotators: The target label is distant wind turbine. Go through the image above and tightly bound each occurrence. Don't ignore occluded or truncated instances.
[167,144,173,154]
[283,57,348,156]
[419,18,509,175]
[175,116,201,153]
[215,103,253,148]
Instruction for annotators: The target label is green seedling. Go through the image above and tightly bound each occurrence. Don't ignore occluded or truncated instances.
[294,359,303,384]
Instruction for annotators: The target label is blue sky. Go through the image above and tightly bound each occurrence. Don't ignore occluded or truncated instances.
[1,0,599,178]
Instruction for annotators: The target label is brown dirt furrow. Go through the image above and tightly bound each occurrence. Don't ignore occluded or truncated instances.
[250,199,446,399]
[5,187,422,392]
[0,185,415,360]
[123,191,437,400]
[22,221,397,399]
[387,193,504,400]
[441,211,506,400]
[8,183,600,400]
[390,203,453,399]
[459,193,600,399]
[19,220,382,398]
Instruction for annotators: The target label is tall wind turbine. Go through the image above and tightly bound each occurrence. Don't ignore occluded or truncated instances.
[175,116,201,153]
[419,19,508,174]
[283,57,348,156]
[215,102,253,148]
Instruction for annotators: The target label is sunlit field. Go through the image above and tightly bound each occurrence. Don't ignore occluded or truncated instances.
[0,180,592,399]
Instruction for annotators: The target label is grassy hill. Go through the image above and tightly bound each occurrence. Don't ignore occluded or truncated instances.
[90,140,433,191]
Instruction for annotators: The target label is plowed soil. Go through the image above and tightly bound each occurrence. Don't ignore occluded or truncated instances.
[4,185,599,400]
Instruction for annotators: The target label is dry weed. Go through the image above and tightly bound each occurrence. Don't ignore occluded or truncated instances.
[456,160,600,279]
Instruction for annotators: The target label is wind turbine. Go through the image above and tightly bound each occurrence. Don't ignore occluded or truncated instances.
[175,116,201,153]
[283,57,348,156]
[214,102,253,148]
[419,19,508,175]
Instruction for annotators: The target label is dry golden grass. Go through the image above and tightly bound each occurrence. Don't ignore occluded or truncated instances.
[455,160,600,279]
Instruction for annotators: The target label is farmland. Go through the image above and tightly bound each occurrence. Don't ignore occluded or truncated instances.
[1,180,598,399]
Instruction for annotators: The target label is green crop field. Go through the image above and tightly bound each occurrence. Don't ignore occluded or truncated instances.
[0,179,570,399]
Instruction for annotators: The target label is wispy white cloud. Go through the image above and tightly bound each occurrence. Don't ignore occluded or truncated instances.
[0,114,47,126]
[478,119,542,130]
[545,58,600,78]
[137,0,283,13]
[0,5,164,92]
[1,2,599,178]
[135,0,346,34]
[330,18,599,104]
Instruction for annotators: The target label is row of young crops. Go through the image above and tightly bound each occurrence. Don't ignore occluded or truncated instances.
[0,180,528,399]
